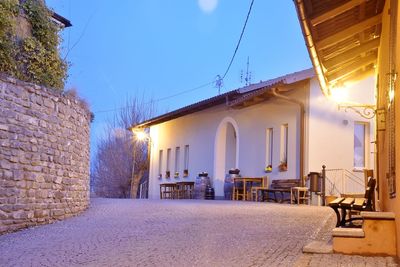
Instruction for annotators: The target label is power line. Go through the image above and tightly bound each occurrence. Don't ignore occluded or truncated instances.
[222,0,255,79]
[94,0,255,115]
[94,80,214,114]
[64,7,97,60]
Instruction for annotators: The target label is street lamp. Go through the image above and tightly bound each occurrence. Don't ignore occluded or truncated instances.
[130,128,150,199]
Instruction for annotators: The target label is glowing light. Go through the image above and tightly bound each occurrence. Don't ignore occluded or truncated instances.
[389,89,395,103]
[133,130,148,141]
[198,0,218,14]
[330,86,349,103]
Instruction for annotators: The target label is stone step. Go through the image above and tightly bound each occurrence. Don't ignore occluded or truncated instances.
[332,228,364,238]
[302,241,333,254]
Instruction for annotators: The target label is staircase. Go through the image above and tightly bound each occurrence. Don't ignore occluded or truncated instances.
[325,169,365,195]
[332,212,396,256]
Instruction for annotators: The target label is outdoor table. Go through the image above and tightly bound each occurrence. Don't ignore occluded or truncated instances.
[159,183,177,199]
[233,177,263,201]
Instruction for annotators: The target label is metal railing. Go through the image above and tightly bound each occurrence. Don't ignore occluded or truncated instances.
[325,168,365,196]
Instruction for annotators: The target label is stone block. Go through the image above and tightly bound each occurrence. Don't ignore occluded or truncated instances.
[0,209,8,219]
[34,210,49,218]
[0,124,9,131]
[55,191,64,199]
[43,98,54,109]
[0,160,11,169]
[52,209,65,217]
[54,176,62,184]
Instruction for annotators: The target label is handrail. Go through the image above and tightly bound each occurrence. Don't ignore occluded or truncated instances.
[343,169,364,187]
[324,168,365,195]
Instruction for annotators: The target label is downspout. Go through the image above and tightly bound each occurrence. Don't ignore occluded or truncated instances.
[294,0,329,96]
[271,88,305,183]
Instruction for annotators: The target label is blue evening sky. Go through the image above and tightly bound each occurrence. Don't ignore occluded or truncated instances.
[45,0,311,156]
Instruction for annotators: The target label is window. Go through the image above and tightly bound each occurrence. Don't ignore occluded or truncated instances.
[166,148,171,177]
[175,147,180,176]
[265,128,273,169]
[158,150,163,177]
[280,124,288,164]
[184,145,189,176]
[354,122,368,169]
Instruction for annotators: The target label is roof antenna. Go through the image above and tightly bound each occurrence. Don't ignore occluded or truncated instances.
[240,56,252,86]
[215,75,223,95]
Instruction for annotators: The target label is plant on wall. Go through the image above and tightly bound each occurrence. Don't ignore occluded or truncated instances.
[0,0,67,90]
[0,0,19,76]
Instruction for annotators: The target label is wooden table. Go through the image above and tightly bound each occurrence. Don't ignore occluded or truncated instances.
[233,177,263,201]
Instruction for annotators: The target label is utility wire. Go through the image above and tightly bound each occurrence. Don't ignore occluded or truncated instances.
[94,0,255,114]
[222,0,255,79]
[64,8,96,60]
[94,80,214,114]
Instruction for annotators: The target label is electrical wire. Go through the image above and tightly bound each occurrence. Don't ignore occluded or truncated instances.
[93,0,255,114]
[94,80,214,114]
[222,0,255,79]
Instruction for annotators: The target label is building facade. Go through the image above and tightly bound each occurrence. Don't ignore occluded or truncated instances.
[132,69,375,200]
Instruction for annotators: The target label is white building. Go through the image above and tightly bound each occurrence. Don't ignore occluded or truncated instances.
[132,69,375,199]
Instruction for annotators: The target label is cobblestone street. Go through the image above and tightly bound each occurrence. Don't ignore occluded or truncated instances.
[0,198,397,267]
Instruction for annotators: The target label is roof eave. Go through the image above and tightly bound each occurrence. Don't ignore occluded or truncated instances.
[294,0,330,96]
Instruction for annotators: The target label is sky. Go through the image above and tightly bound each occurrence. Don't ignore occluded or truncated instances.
[45,0,312,157]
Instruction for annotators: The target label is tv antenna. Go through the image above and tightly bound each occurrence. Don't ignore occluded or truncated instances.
[240,56,252,86]
[215,75,224,95]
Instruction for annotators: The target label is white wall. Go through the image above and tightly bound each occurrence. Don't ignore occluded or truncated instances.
[148,86,307,199]
[306,77,376,194]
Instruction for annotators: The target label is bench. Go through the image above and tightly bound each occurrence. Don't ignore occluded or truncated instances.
[258,179,301,203]
[328,177,376,227]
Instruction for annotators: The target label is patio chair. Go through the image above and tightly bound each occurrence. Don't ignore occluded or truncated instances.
[250,176,269,201]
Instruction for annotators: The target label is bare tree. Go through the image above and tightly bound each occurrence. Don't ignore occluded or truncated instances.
[91,97,154,198]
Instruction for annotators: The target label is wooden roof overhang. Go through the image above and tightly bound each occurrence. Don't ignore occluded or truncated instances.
[294,0,385,96]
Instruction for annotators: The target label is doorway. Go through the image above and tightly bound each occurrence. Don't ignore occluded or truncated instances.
[214,117,239,198]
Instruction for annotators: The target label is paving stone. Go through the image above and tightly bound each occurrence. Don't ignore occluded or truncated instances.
[0,198,397,267]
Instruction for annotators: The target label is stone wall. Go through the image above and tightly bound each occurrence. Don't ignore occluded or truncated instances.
[0,74,91,234]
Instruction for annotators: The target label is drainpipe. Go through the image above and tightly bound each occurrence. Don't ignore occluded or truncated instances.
[271,88,305,183]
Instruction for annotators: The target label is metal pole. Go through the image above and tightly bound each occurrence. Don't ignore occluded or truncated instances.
[130,140,136,199]
[322,165,326,206]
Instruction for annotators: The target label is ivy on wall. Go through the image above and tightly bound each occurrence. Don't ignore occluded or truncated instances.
[0,0,67,90]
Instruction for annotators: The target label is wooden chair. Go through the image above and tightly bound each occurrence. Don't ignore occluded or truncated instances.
[233,180,245,200]
[175,181,195,199]
[250,176,269,201]
[160,183,177,199]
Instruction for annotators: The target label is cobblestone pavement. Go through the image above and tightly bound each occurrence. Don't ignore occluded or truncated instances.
[0,198,397,267]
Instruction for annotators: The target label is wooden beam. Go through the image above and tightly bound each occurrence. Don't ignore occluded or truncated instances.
[316,14,382,49]
[324,38,380,69]
[326,54,376,82]
[311,0,366,26]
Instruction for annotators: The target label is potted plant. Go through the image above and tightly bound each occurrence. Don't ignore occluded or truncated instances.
[165,171,170,178]
[174,172,179,178]
[183,169,189,177]
[278,161,287,172]
[264,165,272,173]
